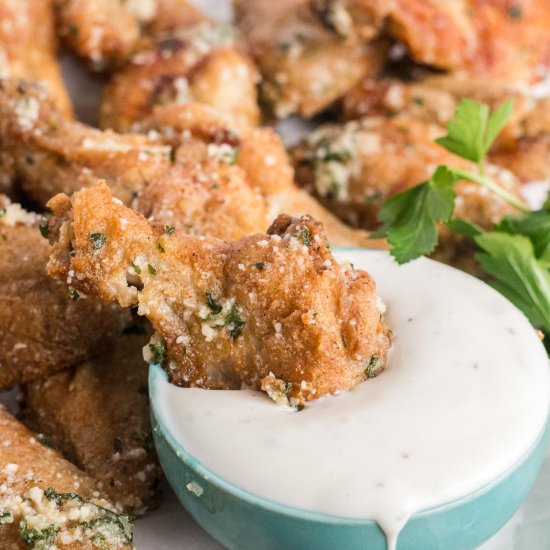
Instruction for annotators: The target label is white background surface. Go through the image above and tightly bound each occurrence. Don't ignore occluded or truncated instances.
[2,0,550,547]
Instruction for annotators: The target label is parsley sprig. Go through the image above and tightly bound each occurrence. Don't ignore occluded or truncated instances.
[375,98,550,344]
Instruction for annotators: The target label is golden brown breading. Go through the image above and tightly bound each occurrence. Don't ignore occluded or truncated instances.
[137,102,372,247]
[234,0,388,118]
[342,76,550,183]
[46,183,391,407]
[0,0,73,120]
[0,79,172,206]
[0,195,129,391]
[336,0,550,82]
[21,334,162,516]
[146,0,205,36]
[292,116,524,230]
[100,22,260,133]
[137,143,270,240]
[0,406,134,549]
[55,0,144,69]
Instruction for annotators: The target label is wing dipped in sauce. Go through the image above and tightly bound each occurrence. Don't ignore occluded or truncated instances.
[45,183,391,408]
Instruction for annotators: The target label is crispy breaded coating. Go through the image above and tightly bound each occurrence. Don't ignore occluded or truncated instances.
[342,76,550,182]
[137,143,269,240]
[0,80,171,206]
[292,116,524,230]
[46,183,391,407]
[100,22,260,133]
[137,102,372,247]
[21,334,162,516]
[0,407,134,549]
[0,195,129,391]
[146,0,205,36]
[234,0,387,118]
[55,0,144,69]
[385,0,550,82]
[0,0,72,120]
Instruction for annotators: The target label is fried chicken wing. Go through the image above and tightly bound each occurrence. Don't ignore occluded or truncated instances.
[342,76,550,183]
[234,0,387,118]
[100,22,260,133]
[137,145,269,240]
[137,102,372,247]
[0,80,171,205]
[0,195,129,391]
[21,334,162,516]
[330,0,550,82]
[292,116,524,249]
[0,0,73,121]
[46,183,391,407]
[0,407,134,549]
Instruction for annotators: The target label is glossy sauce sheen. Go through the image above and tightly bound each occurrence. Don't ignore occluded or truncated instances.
[156,251,550,548]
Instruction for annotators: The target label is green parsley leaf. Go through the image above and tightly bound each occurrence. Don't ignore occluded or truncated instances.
[148,341,167,364]
[132,263,141,275]
[90,233,106,250]
[165,225,175,235]
[436,98,513,164]
[376,167,457,263]
[446,218,484,239]
[475,232,550,334]
[68,288,80,301]
[495,210,550,267]
[254,262,266,271]
[147,264,156,275]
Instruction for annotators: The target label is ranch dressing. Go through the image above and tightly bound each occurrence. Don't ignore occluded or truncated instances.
[155,251,550,549]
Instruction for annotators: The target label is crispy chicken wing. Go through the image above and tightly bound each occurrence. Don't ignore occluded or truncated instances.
[234,0,387,118]
[0,195,129,391]
[328,0,550,82]
[100,22,260,133]
[137,102,372,247]
[21,334,162,516]
[46,183,391,407]
[0,80,171,205]
[0,407,134,549]
[342,76,550,182]
[0,0,72,121]
[292,116,524,269]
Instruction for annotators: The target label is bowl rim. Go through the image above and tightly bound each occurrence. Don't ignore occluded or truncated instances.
[150,362,550,526]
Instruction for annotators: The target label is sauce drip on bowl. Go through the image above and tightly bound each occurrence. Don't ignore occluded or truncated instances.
[155,250,550,549]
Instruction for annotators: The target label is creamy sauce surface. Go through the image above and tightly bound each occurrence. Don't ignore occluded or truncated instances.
[154,251,550,547]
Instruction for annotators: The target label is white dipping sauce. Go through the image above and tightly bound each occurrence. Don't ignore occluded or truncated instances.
[155,251,550,549]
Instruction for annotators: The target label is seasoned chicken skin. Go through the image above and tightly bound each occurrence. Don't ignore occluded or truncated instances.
[0,80,171,205]
[342,76,550,183]
[0,0,72,119]
[137,102,373,247]
[293,116,524,231]
[0,407,134,549]
[0,195,129,391]
[328,0,550,82]
[234,0,387,117]
[21,334,163,516]
[100,22,260,133]
[46,183,391,407]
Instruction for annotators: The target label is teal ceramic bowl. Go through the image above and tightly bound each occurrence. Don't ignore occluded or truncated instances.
[150,363,549,550]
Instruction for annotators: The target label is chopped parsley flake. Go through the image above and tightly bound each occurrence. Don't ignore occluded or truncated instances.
[293,227,311,246]
[158,242,165,253]
[39,220,49,238]
[206,291,222,314]
[365,355,380,379]
[507,5,522,18]
[90,233,106,250]
[226,305,245,340]
[19,521,57,548]
[147,264,157,275]
[149,340,167,364]
[68,288,80,301]
[132,263,141,275]
[165,225,175,235]
[254,262,266,271]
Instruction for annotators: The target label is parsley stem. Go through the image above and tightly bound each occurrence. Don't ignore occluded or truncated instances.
[450,168,531,214]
